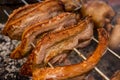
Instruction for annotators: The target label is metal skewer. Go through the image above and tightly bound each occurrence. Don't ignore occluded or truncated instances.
[21,0,29,5]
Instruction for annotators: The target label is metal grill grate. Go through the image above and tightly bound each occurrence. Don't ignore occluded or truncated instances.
[1,0,120,80]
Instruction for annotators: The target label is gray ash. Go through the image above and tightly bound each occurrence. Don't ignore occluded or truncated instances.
[0,24,29,80]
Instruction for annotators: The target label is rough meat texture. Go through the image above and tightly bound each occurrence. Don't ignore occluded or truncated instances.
[44,20,93,64]
[33,17,92,65]
[20,17,93,76]
[10,13,79,59]
[2,0,63,40]
[32,28,108,80]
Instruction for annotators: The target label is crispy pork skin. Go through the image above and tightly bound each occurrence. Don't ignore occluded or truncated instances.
[10,13,80,59]
[44,19,93,64]
[32,28,108,80]
[20,17,93,76]
[81,0,115,28]
[2,0,63,40]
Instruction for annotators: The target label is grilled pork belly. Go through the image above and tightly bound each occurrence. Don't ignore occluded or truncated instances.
[10,13,80,59]
[2,0,63,40]
[44,20,93,64]
[33,17,93,65]
[32,28,108,80]
[20,17,93,76]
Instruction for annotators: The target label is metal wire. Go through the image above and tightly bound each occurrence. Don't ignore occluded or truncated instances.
[2,0,120,80]
[3,10,9,16]
[21,0,29,5]
[92,37,120,59]
[73,48,110,80]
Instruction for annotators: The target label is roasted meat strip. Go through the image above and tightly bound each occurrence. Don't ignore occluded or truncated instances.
[20,17,93,76]
[44,20,93,64]
[32,28,108,80]
[81,0,115,28]
[33,17,92,65]
[2,0,63,40]
[10,13,80,59]
[5,3,40,26]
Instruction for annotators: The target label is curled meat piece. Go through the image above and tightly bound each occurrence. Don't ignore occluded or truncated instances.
[81,0,115,28]
[10,13,80,59]
[44,20,93,64]
[2,0,63,40]
[20,17,93,76]
[33,17,92,65]
[32,28,108,80]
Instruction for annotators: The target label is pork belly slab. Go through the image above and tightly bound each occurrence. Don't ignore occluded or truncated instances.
[2,0,63,40]
[10,13,80,59]
[20,17,94,76]
[32,28,108,80]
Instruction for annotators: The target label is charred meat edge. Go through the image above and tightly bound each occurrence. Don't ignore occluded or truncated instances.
[32,28,108,80]
[10,13,79,59]
[20,17,92,76]
[44,20,93,64]
[2,0,63,40]
[2,1,44,35]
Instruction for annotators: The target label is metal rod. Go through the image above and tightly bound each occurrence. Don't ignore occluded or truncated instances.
[30,43,36,48]
[73,48,110,80]
[48,62,54,69]
[37,0,43,2]
[3,10,9,16]
[92,37,120,59]
[21,0,29,5]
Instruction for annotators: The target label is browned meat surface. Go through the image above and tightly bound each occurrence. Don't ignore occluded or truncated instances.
[50,53,68,64]
[44,0,82,11]
[2,0,63,40]
[10,13,80,59]
[109,24,120,49]
[20,17,93,76]
[109,17,120,49]
[5,3,40,26]
[33,17,92,65]
[61,0,81,11]
[111,70,120,80]
[44,20,93,64]
[81,0,115,28]
[32,28,108,80]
